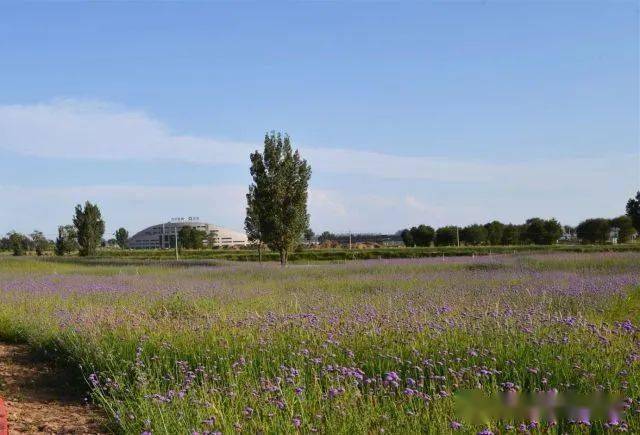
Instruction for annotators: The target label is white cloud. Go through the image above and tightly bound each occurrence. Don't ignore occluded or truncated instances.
[4,99,633,188]
[0,99,637,235]
[303,147,498,182]
[0,99,252,165]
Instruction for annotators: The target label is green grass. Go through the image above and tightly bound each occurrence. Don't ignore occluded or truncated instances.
[57,242,640,262]
[0,253,638,433]
[5,243,639,264]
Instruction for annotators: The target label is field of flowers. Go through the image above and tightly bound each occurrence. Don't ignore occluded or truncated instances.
[0,252,638,434]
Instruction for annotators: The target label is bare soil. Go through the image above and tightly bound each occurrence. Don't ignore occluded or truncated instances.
[0,342,106,434]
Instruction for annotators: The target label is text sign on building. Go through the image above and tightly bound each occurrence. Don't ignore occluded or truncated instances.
[171,217,200,222]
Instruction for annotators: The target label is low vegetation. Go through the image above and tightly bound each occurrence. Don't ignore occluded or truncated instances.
[90,242,640,263]
[0,252,638,433]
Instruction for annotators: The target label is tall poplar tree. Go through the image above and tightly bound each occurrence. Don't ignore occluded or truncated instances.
[73,201,105,256]
[245,185,265,262]
[246,132,311,266]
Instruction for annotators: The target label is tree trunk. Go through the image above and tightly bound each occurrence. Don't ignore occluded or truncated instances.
[279,249,287,267]
[257,243,262,263]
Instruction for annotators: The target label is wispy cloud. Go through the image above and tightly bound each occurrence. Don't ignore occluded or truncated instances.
[0,99,253,165]
[0,99,636,235]
[5,98,631,187]
[0,99,638,187]
[3,99,489,181]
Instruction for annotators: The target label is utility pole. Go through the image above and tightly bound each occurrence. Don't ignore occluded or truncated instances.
[349,230,352,250]
[456,227,460,247]
[174,225,179,260]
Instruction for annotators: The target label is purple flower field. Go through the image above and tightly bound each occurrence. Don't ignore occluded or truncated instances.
[0,252,638,433]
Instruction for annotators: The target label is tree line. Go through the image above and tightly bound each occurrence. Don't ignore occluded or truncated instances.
[2,202,130,257]
[1,202,218,256]
[3,132,312,266]
[399,192,640,247]
[400,218,564,247]
[2,128,639,261]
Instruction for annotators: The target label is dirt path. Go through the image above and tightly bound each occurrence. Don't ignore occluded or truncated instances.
[0,342,106,434]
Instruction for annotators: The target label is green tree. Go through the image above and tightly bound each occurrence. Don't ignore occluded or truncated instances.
[7,231,28,256]
[485,221,505,246]
[178,227,191,250]
[523,218,562,245]
[245,195,263,254]
[303,228,315,244]
[245,185,265,261]
[55,225,79,256]
[543,219,563,244]
[178,226,206,249]
[435,226,459,246]
[191,229,206,249]
[626,191,640,233]
[576,218,610,244]
[73,201,105,256]
[610,215,636,243]
[460,224,488,246]
[30,230,49,256]
[246,132,311,266]
[523,218,545,244]
[410,225,435,247]
[501,224,520,245]
[115,227,129,249]
[400,229,414,247]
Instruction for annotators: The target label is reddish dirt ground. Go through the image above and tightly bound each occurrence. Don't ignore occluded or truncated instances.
[0,342,106,434]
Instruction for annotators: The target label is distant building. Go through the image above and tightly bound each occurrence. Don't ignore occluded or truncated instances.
[128,217,248,249]
[559,231,577,243]
[559,226,577,243]
[608,227,620,244]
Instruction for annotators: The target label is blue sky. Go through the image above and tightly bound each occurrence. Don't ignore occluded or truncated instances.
[0,2,638,238]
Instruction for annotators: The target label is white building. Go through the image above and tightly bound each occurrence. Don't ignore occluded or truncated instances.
[128,217,248,249]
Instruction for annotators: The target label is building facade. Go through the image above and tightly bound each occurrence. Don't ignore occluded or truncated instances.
[127,218,248,249]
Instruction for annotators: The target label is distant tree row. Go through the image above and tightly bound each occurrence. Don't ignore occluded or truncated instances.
[570,191,639,244]
[575,216,635,244]
[398,192,640,247]
[2,201,130,257]
[0,230,53,256]
[400,218,564,247]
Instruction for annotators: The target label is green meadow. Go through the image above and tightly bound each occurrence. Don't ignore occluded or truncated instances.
[0,252,638,434]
